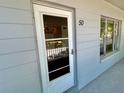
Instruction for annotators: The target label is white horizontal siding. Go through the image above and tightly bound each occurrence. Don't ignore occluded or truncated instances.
[77,46,100,65]
[0,50,37,71]
[77,40,99,51]
[0,0,31,10]
[0,24,34,39]
[76,18,99,28]
[0,7,32,24]
[0,62,37,84]
[0,75,41,93]
[77,46,100,88]
[0,0,41,93]
[76,9,99,20]
[0,62,41,93]
[76,27,99,35]
[0,38,35,55]
[76,10,100,28]
[77,34,99,43]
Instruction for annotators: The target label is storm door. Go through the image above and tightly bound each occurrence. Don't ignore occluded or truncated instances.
[33,4,74,93]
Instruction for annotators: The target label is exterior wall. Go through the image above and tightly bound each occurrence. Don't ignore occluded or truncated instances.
[42,0,124,92]
[0,0,124,93]
[0,0,41,93]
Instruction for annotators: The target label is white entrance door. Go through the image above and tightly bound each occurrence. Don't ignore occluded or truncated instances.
[33,4,74,93]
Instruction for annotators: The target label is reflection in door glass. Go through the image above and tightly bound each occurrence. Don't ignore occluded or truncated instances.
[43,15,70,81]
[43,15,68,39]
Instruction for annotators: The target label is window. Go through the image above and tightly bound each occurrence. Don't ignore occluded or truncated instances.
[100,16,121,57]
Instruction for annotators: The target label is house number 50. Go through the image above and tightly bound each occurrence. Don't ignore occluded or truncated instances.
[79,20,84,26]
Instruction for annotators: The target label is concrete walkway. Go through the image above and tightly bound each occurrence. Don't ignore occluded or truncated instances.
[79,58,124,93]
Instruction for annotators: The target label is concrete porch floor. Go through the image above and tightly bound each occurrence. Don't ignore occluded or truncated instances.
[79,58,124,93]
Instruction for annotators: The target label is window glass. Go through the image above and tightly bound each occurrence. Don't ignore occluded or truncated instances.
[114,22,120,50]
[106,20,114,53]
[100,18,105,55]
[100,16,121,58]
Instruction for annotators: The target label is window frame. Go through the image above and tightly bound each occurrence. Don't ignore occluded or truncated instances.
[100,15,122,59]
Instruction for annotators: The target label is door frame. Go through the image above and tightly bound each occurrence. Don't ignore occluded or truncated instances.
[33,3,76,93]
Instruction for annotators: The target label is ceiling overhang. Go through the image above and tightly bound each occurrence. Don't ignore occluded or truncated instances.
[105,0,124,11]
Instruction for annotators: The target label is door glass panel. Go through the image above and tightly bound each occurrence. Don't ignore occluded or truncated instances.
[100,18,105,55]
[106,20,114,53]
[43,15,68,39]
[43,15,70,81]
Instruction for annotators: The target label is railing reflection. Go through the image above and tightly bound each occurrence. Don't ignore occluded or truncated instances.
[47,47,69,62]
